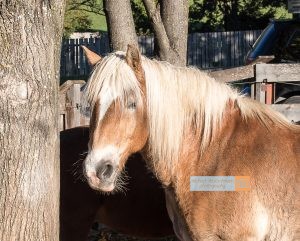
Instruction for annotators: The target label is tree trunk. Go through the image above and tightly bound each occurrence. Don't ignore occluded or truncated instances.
[160,0,189,66]
[142,0,189,66]
[0,1,65,240]
[104,0,138,51]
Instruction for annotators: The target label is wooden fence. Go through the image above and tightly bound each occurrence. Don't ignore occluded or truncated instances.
[59,80,89,131]
[253,63,300,123]
[60,30,262,78]
[59,63,300,131]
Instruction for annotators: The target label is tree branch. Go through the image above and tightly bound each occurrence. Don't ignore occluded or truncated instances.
[67,0,90,10]
[67,0,104,15]
[160,0,188,66]
[68,7,105,15]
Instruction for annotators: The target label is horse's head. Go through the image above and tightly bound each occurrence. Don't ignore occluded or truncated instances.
[82,45,149,192]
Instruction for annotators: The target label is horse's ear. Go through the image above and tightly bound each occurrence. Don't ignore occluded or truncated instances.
[126,44,143,78]
[81,46,102,67]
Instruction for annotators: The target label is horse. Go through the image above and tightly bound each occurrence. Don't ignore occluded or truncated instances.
[60,126,174,241]
[81,45,300,240]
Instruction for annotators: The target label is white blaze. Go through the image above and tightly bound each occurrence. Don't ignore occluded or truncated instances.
[98,89,119,121]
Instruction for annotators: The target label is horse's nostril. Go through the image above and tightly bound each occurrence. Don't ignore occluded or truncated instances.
[96,162,114,179]
[103,164,113,178]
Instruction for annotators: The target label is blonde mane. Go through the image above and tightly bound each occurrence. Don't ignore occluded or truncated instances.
[83,51,298,170]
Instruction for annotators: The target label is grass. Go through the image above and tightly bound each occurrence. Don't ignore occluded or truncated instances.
[85,0,107,32]
[89,12,107,31]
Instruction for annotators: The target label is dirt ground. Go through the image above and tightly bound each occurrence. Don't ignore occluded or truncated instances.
[88,223,178,241]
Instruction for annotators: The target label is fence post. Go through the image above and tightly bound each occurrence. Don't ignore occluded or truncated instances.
[59,80,89,130]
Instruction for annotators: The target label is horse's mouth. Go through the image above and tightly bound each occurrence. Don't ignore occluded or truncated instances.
[85,171,116,192]
[87,175,115,192]
[91,182,115,192]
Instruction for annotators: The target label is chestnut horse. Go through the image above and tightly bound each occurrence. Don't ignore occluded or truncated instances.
[82,45,300,240]
[60,127,174,241]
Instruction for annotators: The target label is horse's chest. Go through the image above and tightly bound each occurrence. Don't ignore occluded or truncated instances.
[164,187,193,241]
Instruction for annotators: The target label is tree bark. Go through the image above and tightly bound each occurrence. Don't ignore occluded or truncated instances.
[160,0,189,66]
[104,0,138,51]
[0,1,65,240]
[142,0,189,66]
[103,0,188,65]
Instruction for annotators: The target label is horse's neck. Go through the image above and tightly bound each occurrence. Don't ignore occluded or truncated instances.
[139,145,172,186]
[139,98,245,189]
[145,100,242,180]
[139,128,202,187]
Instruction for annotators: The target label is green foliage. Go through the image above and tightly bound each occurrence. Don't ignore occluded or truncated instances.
[88,12,107,31]
[189,0,223,32]
[63,0,105,37]
[274,6,293,19]
[64,10,92,37]
[131,0,152,35]
[63,0,293,37]
[129,0,292,34]
[189,0,291,32]
[67,0,103,14]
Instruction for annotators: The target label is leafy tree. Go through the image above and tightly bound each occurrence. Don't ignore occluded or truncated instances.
[189,0,291,32]
[130,0,291,33]
[67,0,103,13]
[104,0,189,66]
[64,9,92,37]
[189,0,222,32]
[131,0,152,35]
[63,0,292,37]
[63,0,104,37]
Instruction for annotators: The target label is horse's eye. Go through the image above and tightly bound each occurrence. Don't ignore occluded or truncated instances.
[127,102,136,110]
